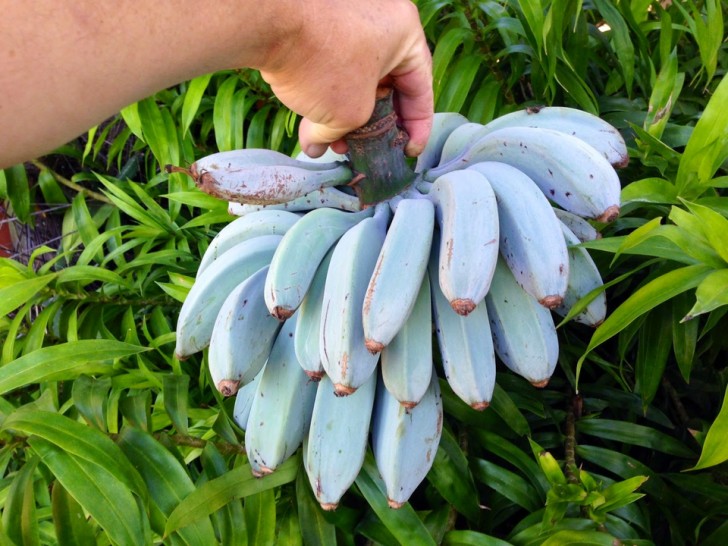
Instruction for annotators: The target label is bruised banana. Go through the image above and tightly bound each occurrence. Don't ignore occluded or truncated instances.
[425,126,621,223]
[467,161,569,309]
[415,112,469,173]
[176,148,353,204]
[208,266,282,396]
[197,210,300,276]
[553,207,601,242]
[320,205,390,395]
[245,316,318,477]
[175,234,281,359]
[485,257,559,387]
[362,197,434,353]
[228,187,361,216]
[265,208,373,320]
[380,274,433,408]
[304,372,377,511]
[371,370,443,509]
[427,169,499,316]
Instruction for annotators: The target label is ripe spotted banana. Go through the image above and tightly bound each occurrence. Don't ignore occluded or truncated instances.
[553,207,601,242]
[427,169,499,316]
[320,205,390,395]
[362,197,435,353]
[467,161,569,309]
[228,186,361,216]
[265,208,373,320]
[197,210,300,276]
[232,370,262,431]
[207,265,282,396]
[371,370,443,509]
[175,234,281,359]
[415,112,470,173]
[245,317,318,476]
[304,372,377,511]
[380,274,433,408]
[425,126,621,223]
[485,257,559,387]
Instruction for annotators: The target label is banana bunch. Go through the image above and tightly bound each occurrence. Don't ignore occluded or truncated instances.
[172,104,626,509]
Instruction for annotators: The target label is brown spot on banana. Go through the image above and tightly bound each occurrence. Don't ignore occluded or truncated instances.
[217,379,241,397]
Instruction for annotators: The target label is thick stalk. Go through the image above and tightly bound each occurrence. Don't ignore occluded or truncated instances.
[345,87,416,207]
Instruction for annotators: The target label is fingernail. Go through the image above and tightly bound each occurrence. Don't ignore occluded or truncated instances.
[304,143,329,158]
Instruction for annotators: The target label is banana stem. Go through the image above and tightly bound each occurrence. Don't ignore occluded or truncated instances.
[345,88,416,207]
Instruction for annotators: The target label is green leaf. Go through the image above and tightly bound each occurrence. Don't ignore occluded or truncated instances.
[682,269,728,320]
[592,0,634,94]
[295,468,337,546]
[138,97,175,167]
[213,76,240,152]
[491,383,530,436]
[0,275,55,317]
[200,444,247,546]
[55,265,128,287]
[72,375,112,431]
[530,439,567,486]
[621,177,679,206]
[472,457,540,512]
[51,481,97,546]
[635,306,672,409]
[541,530,619,545]
[576,419,694,458]
[442,530,513,546]
[0,340,149,395]
[244,489,276,546]
[4,164,32,226]
[432,27,472,103]
[181,73,213,137]
[682,200,728,264]
[691,385,728,470]
[437,54,482,113]
[2,456,40,546]
[163,374,190,435]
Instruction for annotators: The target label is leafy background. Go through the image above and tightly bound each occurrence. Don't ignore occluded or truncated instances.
[1,1,727,544]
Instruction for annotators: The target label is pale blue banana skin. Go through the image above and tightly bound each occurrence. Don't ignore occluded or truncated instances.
[414,112,470,173]
[380,274,433,408]
[197,210,300,276]
[371,369,443,508]
[485,257,559,387]
[554,222,607,327]
[175,234,281,359]
[304,373,377,511]
[553,207,601,242]
[437,122,488,168]
[245,317,318,476]
[228,187,362,216]
[232,369,262,431]
[467,161,569,309]
[294,248,334,381]
[427,169,499,316]
[264,208,373,320]
[196,148,342,172]
[207,266,283,396]
[425,126,621,223]
[429,247,496,410]
[477,106,629,168]
[362,198,435,353]
[319,207,389,395]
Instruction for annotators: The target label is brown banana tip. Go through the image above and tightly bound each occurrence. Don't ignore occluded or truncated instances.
[387,499,405,509]
[271,307,294,321]
[613,156,630,169]
[597,205,620,224]
[470,401,490,411]
[333,383,356,397]
[251,466,274,478]
[320,502,338,512]
[539,295,564,310]
[305,371,325,382]
[365,339,385,354]
[400,401,418,410]
[217,379,241,397]
[451,299,476,316]
[174,352,189,362]
[165,164,193,177]
[531,379,550,388]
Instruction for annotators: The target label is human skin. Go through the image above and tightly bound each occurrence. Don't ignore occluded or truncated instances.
[0,0,433,169]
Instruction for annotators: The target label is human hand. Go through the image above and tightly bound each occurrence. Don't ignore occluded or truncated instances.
[257,0,433,158]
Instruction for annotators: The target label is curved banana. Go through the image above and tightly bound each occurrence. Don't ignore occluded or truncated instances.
[362,197,435,353]
[197,210,300,276]
[425,126,621,223]
[175,234,281,359]
[478,106,629,168]
[319,205,390,395]
[554,222,607,327]
[265,208,373,320]
[245,317,318,476]
[294,248,334,381]
[380,274,433,408]
[553,208,601,242]
[232,369,262,431]
[207,266,283,396]
[177,149,353,204]
[429,244,496,411]
[437,122,487,168]
[229,186,362,216]
[371,369,443,508]
[485,257,559,387]
[304,372,377,511]
[427,169,499,316]
[467,162,569,309]
[415,112,470,173]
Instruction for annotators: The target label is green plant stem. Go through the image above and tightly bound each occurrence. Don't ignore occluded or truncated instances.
[564,399,580,485]
[32,160,113,204]
[159,433,246,456]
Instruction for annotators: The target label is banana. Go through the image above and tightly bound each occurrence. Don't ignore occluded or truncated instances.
[294,248,334,381]
[175,149,353,204]
[477,105,629,168]
[553,207,601,242]
[485,257,559,387]
[362,197,435,353]
[371,369,443,508]
[175,234,281,359]
[232,369,263,431]
[245,316,318,477]
[467,161,569,309]
[424,126,621,223]
[436,122,487,167]
[429,242,496,410]
[304,372,377,511]
[197,210,300,276]
[427,169,499,316]
[264,208,373,320]
[228,187,362,215]
[319,205,390,395]
[380,274,433,408]
[554,222,607,327]
[207,265,283,396]
[414,112,470,173]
